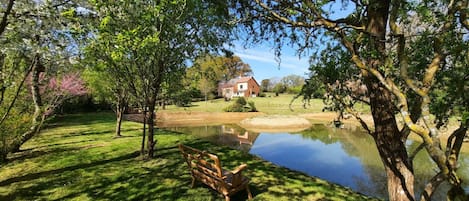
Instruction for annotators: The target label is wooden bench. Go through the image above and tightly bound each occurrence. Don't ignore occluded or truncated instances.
[178,144,252,201]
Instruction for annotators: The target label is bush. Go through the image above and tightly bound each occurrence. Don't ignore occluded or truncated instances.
[223,103,242,112]
[248,101,257,112]
[236,97,247,105]
[224,98,258,112]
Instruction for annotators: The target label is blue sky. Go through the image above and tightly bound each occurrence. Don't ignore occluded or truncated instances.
[230,2,354,82]
[232,41,310,81]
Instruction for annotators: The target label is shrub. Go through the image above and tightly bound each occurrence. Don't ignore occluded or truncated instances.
[248,101,257,112]
[236,97,247,105]
[224,102,244,112]
[224,98,258,112]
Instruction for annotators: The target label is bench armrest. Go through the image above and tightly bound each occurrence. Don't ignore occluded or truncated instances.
[231,164,247,175]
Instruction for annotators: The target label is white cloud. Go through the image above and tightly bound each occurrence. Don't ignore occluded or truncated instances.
[233,45,309,72]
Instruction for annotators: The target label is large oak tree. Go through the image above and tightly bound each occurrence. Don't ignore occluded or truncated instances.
[234,0,468,200]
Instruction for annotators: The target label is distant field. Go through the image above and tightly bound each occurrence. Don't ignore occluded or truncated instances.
[163,93,370,115]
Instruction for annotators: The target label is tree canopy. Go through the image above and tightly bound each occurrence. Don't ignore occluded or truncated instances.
[0,0,91,162]
[87,0,234,158]
[186,54,252,100]
[234,0,469,200]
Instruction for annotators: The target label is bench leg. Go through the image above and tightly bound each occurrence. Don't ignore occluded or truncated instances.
[190,177,196,188]
[246,185,253,200]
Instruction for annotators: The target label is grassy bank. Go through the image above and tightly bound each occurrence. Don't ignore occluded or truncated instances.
[163,93,370,115]
[164,93,324,115]
[0,113,379,201]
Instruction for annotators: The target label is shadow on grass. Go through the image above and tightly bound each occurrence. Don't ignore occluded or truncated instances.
[0,112,379,201]
[8,142,97,163]
[1,139,379,201]
[19,139,97,151]
[183,141,380,201]
[0,151,140,187]
[47,112,117,127]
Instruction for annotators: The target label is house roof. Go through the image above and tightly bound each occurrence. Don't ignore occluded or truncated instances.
[236,76,252,83]
[219,76,259,89]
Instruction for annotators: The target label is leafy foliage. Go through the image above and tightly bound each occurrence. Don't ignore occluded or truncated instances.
[224,97,257,112]
[87,0,234,157]
[0,0,92,162]
[233,0,469,200]
[186,54,252,99]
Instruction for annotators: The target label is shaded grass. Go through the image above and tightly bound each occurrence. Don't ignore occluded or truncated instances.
[0,112,379,201]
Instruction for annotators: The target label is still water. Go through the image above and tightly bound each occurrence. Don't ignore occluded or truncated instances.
[168,124,469,200]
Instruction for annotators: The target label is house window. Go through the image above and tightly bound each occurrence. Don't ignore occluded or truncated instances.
[239,85,243,89]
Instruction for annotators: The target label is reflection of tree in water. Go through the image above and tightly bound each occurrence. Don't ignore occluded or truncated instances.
[353,165,387,198]
[297,124,469,199]
[169,123,469,199]
[295,124,387,197]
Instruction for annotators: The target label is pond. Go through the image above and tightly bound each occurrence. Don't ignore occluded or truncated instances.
[167,124,469,200]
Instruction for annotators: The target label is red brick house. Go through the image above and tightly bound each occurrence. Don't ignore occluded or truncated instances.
[218,76,260,98]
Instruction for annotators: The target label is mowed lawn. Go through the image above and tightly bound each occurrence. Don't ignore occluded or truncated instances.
[0,113,379,201]
[164,93,370,115]
[164,93,323,115]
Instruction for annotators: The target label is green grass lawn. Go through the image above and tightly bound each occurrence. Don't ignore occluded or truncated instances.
[163,93,370,115]
[164,93,323,115]
[0,112,379,201]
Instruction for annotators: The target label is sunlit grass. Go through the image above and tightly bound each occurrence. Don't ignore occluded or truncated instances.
[0,112,379,200]
[163,93,370,115]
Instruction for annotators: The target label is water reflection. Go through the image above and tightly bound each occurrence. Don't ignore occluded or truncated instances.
[166,124,469,200]
[169,124,260,152]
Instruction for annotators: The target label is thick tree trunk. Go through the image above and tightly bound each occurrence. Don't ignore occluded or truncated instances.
[368,81,415,201]
[366,1,415,200]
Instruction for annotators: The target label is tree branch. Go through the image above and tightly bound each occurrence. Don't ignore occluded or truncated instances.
[419,172,446,201]
[0,57,34,127]
[344,106,373,135]
[254,0,365,31]
[445,122,468,169]
[409,143,425,162]
[0,0,15,36]
[458,1,469,30]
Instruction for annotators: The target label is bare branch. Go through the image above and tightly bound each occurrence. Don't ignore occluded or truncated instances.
[419,172,446,201]
[345,106,373,135]
[0,57,34,126]
[409,143,425,162]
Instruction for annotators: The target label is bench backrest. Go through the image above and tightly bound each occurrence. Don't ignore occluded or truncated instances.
[179,144,223,178]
